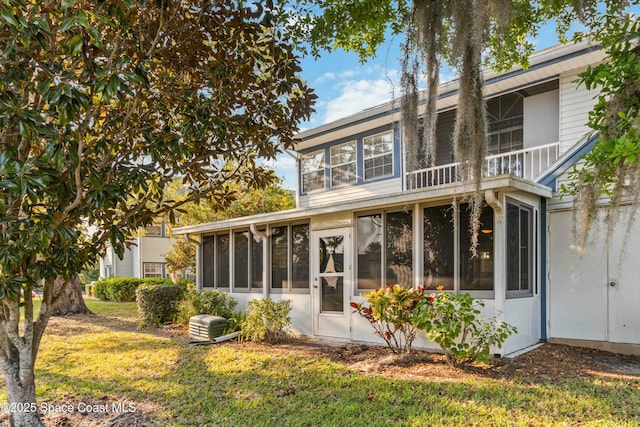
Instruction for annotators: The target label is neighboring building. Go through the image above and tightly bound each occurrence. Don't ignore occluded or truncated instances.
[174,40,640,356]
[99,224,174,279]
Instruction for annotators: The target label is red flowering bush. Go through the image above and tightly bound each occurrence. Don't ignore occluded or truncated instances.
[351,284,424,354]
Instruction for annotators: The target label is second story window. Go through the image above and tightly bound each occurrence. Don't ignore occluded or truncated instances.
[330,141,357,186]
[363,131,393,180]
[487,92,523,155]
[144,224,165,237]
[302,149,325,193]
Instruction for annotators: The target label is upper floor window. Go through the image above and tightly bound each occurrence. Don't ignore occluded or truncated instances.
[363,131,393,180]
[330,141,357,186]
[487,92,523,155]
[302,150,325,193]
[144,224,165,237]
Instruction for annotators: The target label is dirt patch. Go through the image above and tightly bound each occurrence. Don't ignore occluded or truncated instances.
[235,337,640,382]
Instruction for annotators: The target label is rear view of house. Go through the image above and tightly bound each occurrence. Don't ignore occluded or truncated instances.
[174,40,640,356]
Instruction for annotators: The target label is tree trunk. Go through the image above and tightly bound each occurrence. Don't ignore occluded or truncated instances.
[51,276,92,316]
[3,361,43,427]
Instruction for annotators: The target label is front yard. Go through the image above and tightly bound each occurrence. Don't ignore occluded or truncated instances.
[2,300,639,426]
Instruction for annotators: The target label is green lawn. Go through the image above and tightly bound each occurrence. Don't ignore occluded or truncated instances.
[5,301,640,426]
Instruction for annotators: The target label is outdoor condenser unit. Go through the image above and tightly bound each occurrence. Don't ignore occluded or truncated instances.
[189,314,229,341]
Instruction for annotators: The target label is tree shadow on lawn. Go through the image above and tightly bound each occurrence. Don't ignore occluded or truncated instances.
[31,315,640,426]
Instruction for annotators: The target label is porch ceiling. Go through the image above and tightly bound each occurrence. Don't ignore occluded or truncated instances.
[173,175,552,235]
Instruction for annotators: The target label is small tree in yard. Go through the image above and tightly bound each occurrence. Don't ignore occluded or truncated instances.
[0,1,314,425]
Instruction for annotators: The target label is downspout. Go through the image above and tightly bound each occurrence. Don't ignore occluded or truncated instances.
[284,149,300,208]
[250,223,270,299]
[185,233,201,290]
[540,199,548,340]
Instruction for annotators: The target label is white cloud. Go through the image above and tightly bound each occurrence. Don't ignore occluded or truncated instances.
[323,70,400,124]
[315,72,336,84]
[267,154,297,190]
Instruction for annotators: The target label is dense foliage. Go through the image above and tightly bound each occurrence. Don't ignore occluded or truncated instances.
[136,284,186,328]
[93,277,171,302]
[240,298,292,344]
[176,289,238,326]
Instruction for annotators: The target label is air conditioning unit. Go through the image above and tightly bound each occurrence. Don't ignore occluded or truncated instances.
[189,315,229,342]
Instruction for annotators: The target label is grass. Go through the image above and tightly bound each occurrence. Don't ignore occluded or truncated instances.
[5,302,640,426]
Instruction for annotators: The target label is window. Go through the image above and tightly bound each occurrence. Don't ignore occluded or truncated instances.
[363,132,393,180]
[216,233,230,288]
[271,226,288,289]
[506,199,533,298]
[202,235,214,287]
[144,224,164,237]
[301,150,325,193]
[143,262,164,278]
[234,231,249,289]
[423,205,455,290]
[487,92,523,155]
[291,224,310,288]
[356,210,412,292]
[330,141,357,186]
[460,204,494,292]
[270,223,310,292]
[233,230,263,291]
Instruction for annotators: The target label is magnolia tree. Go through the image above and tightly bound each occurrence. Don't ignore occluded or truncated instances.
[0,0,314,425]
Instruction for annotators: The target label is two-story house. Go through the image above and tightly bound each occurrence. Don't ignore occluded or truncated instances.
[99,223,182,280]
[174,40,640,356]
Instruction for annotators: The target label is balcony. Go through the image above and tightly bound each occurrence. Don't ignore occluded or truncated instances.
[405,142,561,190]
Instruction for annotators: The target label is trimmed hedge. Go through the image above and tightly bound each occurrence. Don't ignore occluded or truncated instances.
[93,277,172,302]
[137,284,185,327]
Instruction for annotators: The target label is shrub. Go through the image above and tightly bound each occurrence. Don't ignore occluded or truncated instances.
[351,284,423,354]
[137,284,185,327]
[93,277,172,302]
[413,291,517,366]
[175,278,196,291]
[240,298,291,344]
[175,289,237,325]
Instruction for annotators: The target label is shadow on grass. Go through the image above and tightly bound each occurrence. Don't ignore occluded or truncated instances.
[33,315,640,427]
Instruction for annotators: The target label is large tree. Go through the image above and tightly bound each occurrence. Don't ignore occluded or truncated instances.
[0,1,314,425]
[278,0,638,249]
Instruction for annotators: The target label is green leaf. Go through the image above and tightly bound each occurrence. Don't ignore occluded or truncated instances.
[1,6,19,27]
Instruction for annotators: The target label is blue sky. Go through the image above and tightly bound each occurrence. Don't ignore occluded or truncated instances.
[271,21,565,190]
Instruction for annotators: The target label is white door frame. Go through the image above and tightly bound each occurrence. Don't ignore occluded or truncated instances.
[311,228,351,339]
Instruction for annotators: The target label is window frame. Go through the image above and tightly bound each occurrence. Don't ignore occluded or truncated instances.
[355,208,413,293]
[330,140,357,187]
[143,223,165,237]
[505,198,534,299]
[232,229,263,293]
[362,131,394,181]
[143,262,165,278]
[419,201,496,299]
[269,222,311,294]
[301,149,326,193]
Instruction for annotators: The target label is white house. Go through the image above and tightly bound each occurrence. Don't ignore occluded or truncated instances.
[99,224,175,280]
[173,40,640,356]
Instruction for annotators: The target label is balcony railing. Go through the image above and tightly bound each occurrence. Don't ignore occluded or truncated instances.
[405,142,561,190]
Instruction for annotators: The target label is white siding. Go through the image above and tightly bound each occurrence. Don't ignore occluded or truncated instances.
[299,178,402,209]
[559,69,598,153]
[138,236,173,262]
[523,89,559,149]
[114,249,134,277]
